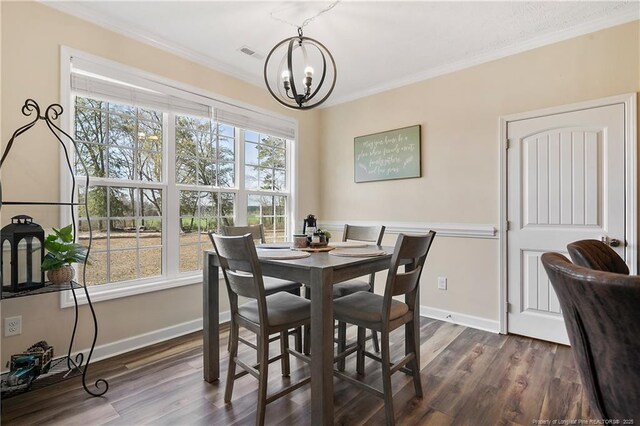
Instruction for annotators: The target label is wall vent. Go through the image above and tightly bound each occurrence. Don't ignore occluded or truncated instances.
[239,46,264,60]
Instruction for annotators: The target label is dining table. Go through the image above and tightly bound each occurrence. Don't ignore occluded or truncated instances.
[202,244,412,425]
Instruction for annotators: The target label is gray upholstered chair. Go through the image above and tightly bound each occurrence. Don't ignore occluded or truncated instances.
[541,252,640,422]
[333,231,436,426]
[210,233,311,426]
[332,224,386,297]
[221,224,304,295]
[566,239,629,274]
[303,224,386,359]
[335,224,386,365]
[218,224,304,351]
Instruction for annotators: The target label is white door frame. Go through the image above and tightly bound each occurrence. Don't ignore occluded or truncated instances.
[498,93,637,334]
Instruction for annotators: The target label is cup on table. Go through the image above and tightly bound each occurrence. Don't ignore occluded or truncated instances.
[293,234,309,249]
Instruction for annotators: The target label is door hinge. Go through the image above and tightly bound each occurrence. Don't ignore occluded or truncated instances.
[506,221,512,231]
[506,139,511,149]
[505,302,511,314]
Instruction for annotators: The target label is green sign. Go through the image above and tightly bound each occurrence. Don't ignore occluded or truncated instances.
[354,125,421,183]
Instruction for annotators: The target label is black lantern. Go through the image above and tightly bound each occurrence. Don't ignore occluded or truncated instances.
[1,215,45,293]
[303,214,317,235]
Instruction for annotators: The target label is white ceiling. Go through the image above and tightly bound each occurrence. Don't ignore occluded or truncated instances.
[46,1,639,107]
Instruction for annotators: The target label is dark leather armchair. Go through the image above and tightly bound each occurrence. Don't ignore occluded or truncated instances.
[566,239,629,274]
[541,252,640,421]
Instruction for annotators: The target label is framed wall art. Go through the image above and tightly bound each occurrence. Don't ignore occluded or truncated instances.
[354,125,421,183]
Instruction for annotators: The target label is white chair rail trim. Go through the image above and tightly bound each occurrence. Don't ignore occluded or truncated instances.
[318,221,497,239]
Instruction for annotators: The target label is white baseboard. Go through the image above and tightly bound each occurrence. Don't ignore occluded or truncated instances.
[77,310,230,365]
[83,307,499,365]
[6,307,496,373]
[419,305,501,334]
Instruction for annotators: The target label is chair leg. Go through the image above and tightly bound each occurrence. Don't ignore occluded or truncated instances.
[337,321,347,371]
[303,286,311,355]
[280,331,290,377]
[408,318,423,397]
[294,326,303,352]
[292,287,303,353]
[381,331,395,426]
[227,319,233,352]
[356,326,366,376]
[256,335,263,365]
[224,321,239,403]
[368,276,381,353]
[303,325,311,355]
[371,329,380,353]
[256,333,270,426]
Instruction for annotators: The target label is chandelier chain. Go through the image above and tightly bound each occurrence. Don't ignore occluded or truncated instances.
[269,1,339,32]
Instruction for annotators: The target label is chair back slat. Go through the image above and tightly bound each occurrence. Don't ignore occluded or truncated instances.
[391,266,423,296]
[541,253,640,421]
[221,224,266,243]
[225,270,260,299]
[383,231,436,315]
[343,224,385,245]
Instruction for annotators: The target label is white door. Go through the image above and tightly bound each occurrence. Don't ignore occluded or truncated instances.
[507,103,627,344]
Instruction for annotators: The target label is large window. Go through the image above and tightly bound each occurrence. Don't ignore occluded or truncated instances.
[245,131,289,242]
[75,98,164,285]
[72,95,293,289]
[176,112,238,272]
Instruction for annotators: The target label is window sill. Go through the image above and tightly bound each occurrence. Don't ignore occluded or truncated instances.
[60,273,210,308]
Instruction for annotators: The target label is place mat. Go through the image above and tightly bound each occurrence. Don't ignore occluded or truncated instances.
[296,246,335,253]
[327,241,368,248]
[256,243,292,249]
[329,248,387,257]
[257,250,311,260]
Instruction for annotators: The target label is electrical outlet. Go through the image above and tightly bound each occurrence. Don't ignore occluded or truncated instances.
[437,277,447,290]
[4,316,22,336]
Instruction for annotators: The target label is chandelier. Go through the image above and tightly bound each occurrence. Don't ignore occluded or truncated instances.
[264,3,338,110]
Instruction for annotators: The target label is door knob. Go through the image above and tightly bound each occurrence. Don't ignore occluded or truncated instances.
[601,236,622,247]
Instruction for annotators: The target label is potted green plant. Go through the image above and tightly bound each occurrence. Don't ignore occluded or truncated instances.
[41,225,88,285]
[316,229,331,245]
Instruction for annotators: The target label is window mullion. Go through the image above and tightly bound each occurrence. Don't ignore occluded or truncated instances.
[236,128,247,226]
[134,109,141,280]
[105,180,112,284]
[165,112,179,276]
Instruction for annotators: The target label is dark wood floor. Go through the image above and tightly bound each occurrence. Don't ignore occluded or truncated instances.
[1,317,593,425]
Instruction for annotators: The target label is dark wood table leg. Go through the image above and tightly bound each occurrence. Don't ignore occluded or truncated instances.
[310,267,334,425]
[203,253,220,383]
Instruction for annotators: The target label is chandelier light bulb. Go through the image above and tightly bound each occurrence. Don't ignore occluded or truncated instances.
[281,70,290,82]
[304,66,314,77]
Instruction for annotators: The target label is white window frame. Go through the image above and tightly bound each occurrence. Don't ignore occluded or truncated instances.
[59,47,298,307]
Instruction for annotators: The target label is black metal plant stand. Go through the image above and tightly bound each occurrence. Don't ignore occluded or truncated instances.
[0,99,109,398]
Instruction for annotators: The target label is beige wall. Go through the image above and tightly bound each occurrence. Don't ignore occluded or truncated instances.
[1,1,638,366]
[318,21,640,321]
[0,2,320,363]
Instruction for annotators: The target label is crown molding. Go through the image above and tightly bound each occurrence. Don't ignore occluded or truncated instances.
[41,1,264,90]
[323,7,640,108]
[42,2,638,109]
